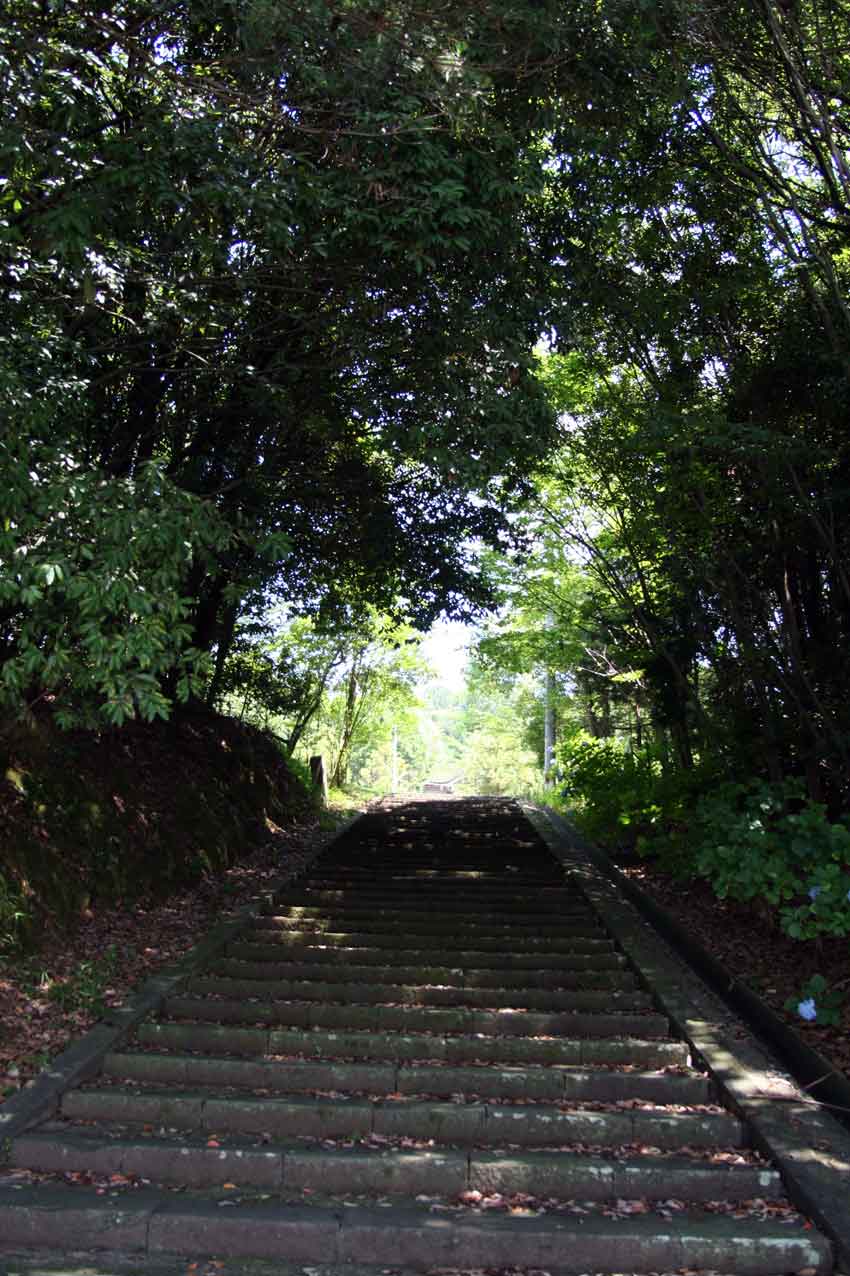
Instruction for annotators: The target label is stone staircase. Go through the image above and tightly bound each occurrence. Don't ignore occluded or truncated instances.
[0,798,835,1274]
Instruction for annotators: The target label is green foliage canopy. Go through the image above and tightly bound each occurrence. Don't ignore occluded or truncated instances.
[1,0,577,724]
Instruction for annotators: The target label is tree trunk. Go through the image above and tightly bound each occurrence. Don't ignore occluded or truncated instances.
[329,660,361,790]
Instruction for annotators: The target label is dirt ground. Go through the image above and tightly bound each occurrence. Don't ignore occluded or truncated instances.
[0,820,328,1097]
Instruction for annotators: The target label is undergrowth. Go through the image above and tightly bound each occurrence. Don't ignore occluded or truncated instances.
[555,733,850,945]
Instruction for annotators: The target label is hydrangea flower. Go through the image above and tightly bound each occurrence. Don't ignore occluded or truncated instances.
[797,998,817,1021]
[808,886,821,900]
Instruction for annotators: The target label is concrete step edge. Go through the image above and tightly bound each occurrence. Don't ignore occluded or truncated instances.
[225,943,627,967]
[209,958,637,989]
[134,1021,691,1066]
[101,1050,712,1103]
[0,1187,832,1272]
[182,975,652,1012]
[10,1130,783,1200]
[255,913,600,929]
[59,1089,745,1150]
[0,1254,411,1276]
[238,934,615,953]
[265,902,591,918]
[160,996,670,1039]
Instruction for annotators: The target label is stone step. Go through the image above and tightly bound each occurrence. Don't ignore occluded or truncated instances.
[307,854,552,864]
[136,1021,690,1067]
[253,913,603,936]
[0,1188,830,1273]
[7,798,834,1276]
[61,1089,744,1148]
[333,860,553,868]
[329,850,550,858]
[226,941,627,968]
[317,837,543,848]
[270,892,583,915]
[210,957,638,990]
[267,888,586,905]
[101,1051,712,1104]
[293,846,555,857]
[161,994,669,1038]
[299,875,565,892]
[299,859,557,871]
[0,1253,421,1276]
[12,1129,779,1199]
[467,1149,782,1202]
[183,975,653,1013]
[234,930,619,954]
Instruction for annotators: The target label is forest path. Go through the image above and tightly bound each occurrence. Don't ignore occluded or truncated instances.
[0,798,843,1274]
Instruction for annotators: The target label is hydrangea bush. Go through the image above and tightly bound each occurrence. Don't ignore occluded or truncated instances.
[688,779,850,942]
[785,974,845,1027]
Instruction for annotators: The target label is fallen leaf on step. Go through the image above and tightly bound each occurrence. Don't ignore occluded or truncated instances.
[614,1198,650,1213]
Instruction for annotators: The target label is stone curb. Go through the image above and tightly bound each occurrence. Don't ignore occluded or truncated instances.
[0,809,365,1155]
[522,800,850,1274]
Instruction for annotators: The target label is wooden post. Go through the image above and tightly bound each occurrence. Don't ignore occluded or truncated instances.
[309,755,328,805]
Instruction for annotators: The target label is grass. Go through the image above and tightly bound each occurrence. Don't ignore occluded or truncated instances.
[520,783,572,816]
[7,942,129,1019]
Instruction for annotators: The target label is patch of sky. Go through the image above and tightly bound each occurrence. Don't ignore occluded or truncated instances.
[420,618,474,692]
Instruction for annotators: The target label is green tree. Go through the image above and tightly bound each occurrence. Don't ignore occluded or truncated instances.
[455,657,542,796]
[530,0,850,803]
[320,624,429,791]
[214,616,348,752]
[2,0,577,725]
[0,441,230,728]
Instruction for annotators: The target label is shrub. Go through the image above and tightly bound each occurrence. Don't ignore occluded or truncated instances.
[0,449,230,730]
[785,973,845,1027]
[557,734,672,848]
[281,750,316,799]
[555,731,850,942]
[688,778,850,940]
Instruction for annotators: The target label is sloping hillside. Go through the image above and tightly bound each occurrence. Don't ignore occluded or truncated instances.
[1,708,317,951]
[0,708,328,1093]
